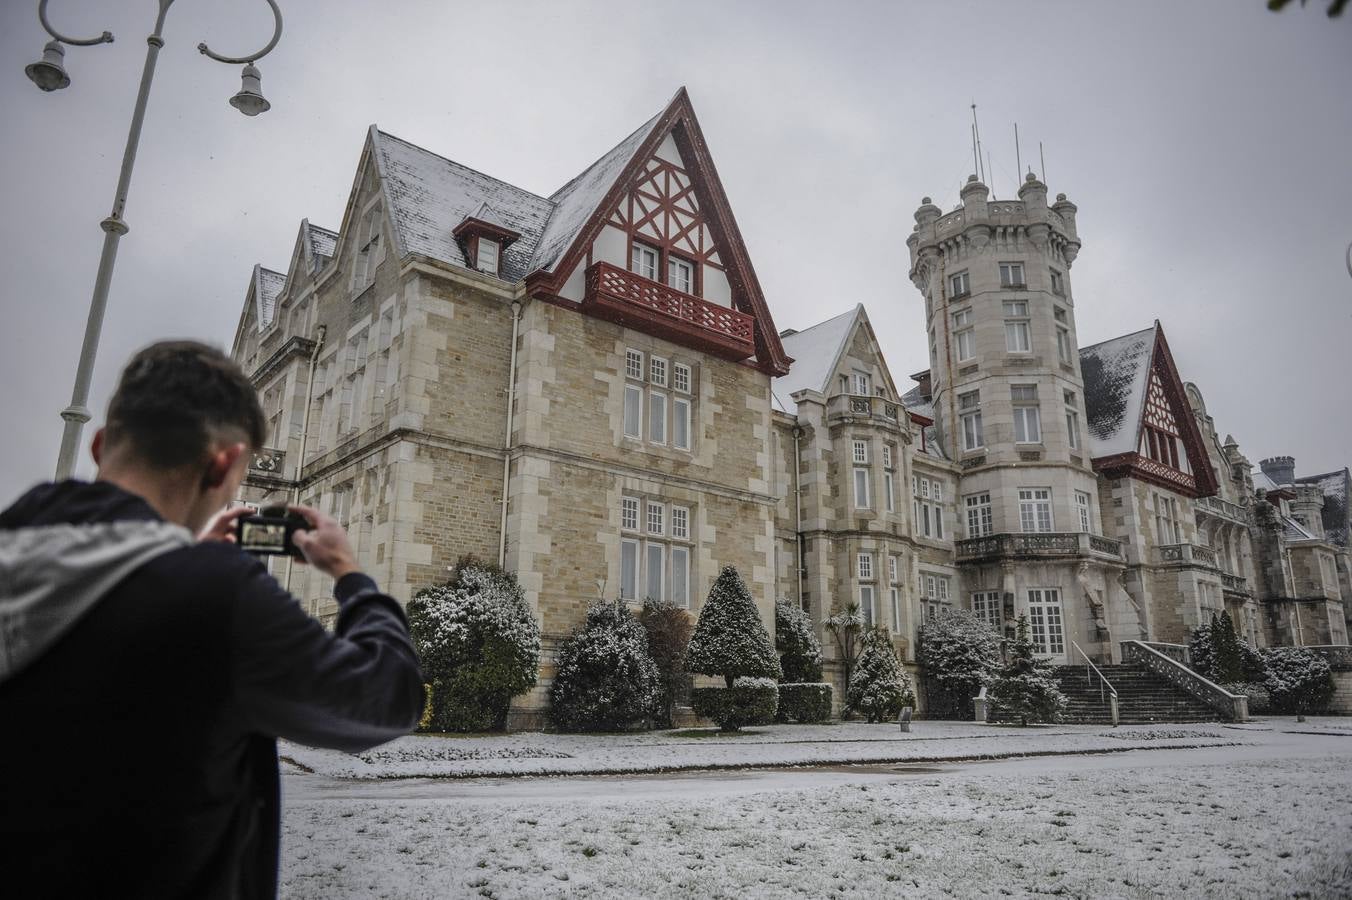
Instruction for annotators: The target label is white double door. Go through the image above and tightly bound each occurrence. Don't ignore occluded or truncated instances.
[1026,588,1066,659]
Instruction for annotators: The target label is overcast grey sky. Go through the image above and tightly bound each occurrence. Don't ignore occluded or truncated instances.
[1,0,1348,503]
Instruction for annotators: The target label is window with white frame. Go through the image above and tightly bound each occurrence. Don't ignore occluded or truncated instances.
[1154,493,1182,544]
[1019,488,1054,533]
[623,347,693,451]
[953,308,975,362]
[890,587,902,632]
[857,552,873,580]
[475,238,500,276]
[971,590,1002,631]
[959,390,984,451]
[859,584,876,628]
[965,492,993,538]
[883,443,896,513]
[1075,490,1093,533]
[852,371,871,396]
[620,497,693,606]
[999,261,1025,288]
[853,440,869,464]
[888,554,900,583]
[1065,390,1081,451]
[1011,385,1042,443]
[667,256,694,293]
[949,270,970,297]
[631,243,658,280]
[853,467,871,509]
[919,572,951,622]
[1004,300,1031,353]
[913,475,945,540]
[1027,588,1065,655]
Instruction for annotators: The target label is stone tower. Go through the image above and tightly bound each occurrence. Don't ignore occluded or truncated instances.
[906,173,1129,661]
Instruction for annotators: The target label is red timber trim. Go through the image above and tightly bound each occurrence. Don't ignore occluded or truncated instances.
[1147,324,1219,497]
[524,88,792,376]
[1092,451,1200,496]
[452,216,521,276]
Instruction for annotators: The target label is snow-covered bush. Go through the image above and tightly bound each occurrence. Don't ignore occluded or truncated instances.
[549,600,661,732]
[407,558,540,732]
[776,683,833,723]
[775,598,823,683]
[691,676,778,731]
[1191,612,1244,683]
[988,615,1066,727]
[686,566,782,688]
[846,628,915,724]
[917,609,1001,720]
[1224,681,1271,714]
[639,597,694,727]
[1262,647,1335,716]
[1188,618,1216,679]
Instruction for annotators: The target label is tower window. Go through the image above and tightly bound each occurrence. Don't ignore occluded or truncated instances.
[949,270,970,298]
[999,261,1025,288]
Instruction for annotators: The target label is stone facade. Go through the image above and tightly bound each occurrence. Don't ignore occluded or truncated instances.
[231,97,1350,728]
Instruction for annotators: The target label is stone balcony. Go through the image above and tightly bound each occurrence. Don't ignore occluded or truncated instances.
[1220,572,1252,596]
[582,262,755,362]
[1196,494,1250,525]
[1154,543,1219,568]
[826,393,902,427]
[955,531,1125,565]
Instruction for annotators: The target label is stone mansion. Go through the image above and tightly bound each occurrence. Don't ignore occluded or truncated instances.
[231,90,1350,721]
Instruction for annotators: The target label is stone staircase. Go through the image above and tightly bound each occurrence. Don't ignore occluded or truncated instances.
[1051,663,1221,725]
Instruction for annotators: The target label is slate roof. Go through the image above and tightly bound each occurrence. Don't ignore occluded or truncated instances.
[254,265,286,331]
[1078,325,1156,458]
[372,129,555,283]
[1297,469,1351,548]
[900,383,934,422]
[305,220,338,264]
[770,306,861,414]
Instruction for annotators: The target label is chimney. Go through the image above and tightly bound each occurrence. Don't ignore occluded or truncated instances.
[1259,456,1295,486]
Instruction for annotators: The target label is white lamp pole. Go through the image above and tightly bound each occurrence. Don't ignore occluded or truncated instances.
[26,0,284,480]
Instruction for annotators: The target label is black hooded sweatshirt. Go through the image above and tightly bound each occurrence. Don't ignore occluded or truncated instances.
[0,481,425,898]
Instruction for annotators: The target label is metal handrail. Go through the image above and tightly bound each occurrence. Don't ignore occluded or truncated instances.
[1070,640,1119,727]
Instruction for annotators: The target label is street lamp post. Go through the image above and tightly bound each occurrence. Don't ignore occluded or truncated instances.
[26,0,284,480]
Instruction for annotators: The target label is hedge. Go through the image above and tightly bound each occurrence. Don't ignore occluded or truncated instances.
[776,683,833,723]
[691,677,778,731]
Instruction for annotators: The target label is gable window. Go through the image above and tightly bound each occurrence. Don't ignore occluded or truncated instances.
[631,243,659,280]
[1004,301,1031,353]
[1019,488,1053,533]
[999,261,1025,288]
[965,492,993,538]
[852,372,871,396]
[667,256,694,294]
[352,202,385,292]
[1011,385,1042,443]
[949,270,970,298]
[959,390,984,451]
[475,238,500,276]
[953,308,975,362]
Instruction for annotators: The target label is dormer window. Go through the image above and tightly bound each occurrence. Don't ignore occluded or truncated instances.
[451,203,520,281]
[667,257,694,294]
[475,238,500,276]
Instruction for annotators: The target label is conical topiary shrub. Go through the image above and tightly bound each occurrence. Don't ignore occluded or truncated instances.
[988,615,1066,727]
[775,598,823,684]
[847,627,915,723]
[686,566,782,688]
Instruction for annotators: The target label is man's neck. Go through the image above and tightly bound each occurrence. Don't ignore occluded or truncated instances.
[96,468,199,529]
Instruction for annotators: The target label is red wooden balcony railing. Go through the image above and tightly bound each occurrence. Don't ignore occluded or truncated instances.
[583,262,755,361]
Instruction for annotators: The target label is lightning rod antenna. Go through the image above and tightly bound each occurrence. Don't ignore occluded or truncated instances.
[1039,141,1047,183]
[971,102,986,184]
[1015,122,1022,181]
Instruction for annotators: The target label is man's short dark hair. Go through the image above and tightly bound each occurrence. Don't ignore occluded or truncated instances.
[104,341,266,470]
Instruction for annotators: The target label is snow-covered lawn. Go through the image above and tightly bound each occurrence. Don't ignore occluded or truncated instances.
[281,721,1243,779]
[280,746,1352,898]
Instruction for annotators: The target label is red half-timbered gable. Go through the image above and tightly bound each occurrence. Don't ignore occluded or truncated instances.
[526,89,791,376]
[1091,325,1219,498]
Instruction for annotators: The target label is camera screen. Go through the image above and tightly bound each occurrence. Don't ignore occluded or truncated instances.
[240,521,288,551]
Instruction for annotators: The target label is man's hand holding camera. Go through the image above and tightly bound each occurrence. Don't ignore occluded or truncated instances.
[197,503,359,581]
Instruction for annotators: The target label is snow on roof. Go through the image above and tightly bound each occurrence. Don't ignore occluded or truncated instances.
[1297,469,1350,548]
[770,306,861,414]
[255,266,286,330]
[373,129,555,283]
[900,383,934,422]
[1283,515,1317,542]
[1079,325,1156,458]
[306,221,338,262]
[1254,469,1282,493]
[529,110,664,274]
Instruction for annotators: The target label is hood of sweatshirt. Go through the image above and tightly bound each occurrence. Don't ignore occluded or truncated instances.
[0,481,192,684]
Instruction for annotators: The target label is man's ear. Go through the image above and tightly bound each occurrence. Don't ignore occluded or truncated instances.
[204,442,248,489]
[90,428,106,466]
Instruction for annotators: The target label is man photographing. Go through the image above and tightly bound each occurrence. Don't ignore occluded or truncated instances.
[0,341,424,898]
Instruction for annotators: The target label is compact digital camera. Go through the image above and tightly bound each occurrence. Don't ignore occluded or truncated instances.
[235,505,308,559]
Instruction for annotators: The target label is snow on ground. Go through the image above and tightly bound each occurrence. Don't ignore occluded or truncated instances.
[280,738,1352,898]
[281,722,1243,779]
